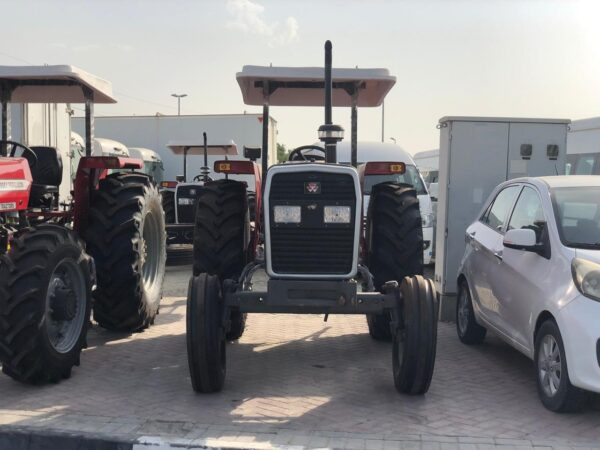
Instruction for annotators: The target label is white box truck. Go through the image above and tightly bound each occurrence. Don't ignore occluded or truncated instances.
[435,116,570,320]
[72,113,278,182]
[566,117,600,174]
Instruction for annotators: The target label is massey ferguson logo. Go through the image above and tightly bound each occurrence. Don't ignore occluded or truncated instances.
[304,182,321,194]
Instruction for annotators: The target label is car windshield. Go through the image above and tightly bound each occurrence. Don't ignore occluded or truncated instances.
[363,165,427,195]
[552,186,600,249]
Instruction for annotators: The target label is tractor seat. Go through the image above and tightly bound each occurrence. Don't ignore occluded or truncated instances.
[22,146,63,206]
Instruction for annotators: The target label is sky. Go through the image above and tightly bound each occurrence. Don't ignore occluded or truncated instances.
[2,0,600,154]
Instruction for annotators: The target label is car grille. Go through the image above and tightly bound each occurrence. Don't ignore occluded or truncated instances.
[268,171,357,276]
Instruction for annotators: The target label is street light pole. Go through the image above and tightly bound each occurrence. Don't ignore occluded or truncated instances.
[171,93,187,116]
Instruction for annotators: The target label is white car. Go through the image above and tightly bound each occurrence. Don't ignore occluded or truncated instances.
[457,176,600,412]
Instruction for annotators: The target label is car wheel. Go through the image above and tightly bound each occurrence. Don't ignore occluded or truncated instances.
[534,320,588,412]
[456,280,486,345]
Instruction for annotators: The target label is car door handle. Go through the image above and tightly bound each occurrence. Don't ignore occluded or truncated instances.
[494,250,503,261]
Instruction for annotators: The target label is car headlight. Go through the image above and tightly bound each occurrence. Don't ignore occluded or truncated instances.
[421,213,434,228]
[572,258,600,302]
[0,180,30,191]
[274,205,301,224]
[324,205,351,224]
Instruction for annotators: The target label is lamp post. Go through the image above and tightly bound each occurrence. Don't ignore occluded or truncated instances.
[171,93,187,116]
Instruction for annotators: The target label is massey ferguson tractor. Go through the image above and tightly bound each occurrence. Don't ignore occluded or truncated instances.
[0,65,166,384]
[186,41,437,394]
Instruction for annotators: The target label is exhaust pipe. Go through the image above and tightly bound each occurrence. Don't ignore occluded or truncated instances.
[319,40,344,164]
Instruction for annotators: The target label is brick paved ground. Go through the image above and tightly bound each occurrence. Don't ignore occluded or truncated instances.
[1,265,599,449]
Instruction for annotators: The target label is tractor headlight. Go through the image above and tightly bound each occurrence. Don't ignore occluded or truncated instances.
[421,213,434,228]
[178,198,195,205]
[324,206,351,224]
[274,205,301,224]
[0,180,30,191]
[572,258,600,302]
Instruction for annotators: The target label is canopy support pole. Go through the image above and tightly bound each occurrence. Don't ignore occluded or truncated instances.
[351,87,358,167]
[183,147,189,182]
[1,84,12,156]
[83,87,94,157]
[262,82,270,193]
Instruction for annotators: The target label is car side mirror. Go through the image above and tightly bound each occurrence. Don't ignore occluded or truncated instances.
[503,228,538,251]
[428,182,439,202]
[244,146,261,161]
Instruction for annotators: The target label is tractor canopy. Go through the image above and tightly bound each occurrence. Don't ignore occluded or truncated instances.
[236,66,395,107]
[166,141,238,156]
[0,65,116,104]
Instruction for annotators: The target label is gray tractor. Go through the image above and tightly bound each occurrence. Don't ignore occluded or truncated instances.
[186,41,437,394]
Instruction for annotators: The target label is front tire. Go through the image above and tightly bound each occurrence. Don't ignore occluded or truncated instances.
[366,182,424,341]
[161,190,175,224]
[393,275,438,395]
[535,320,588,412]
[456,280,486,345]
[193,180,250,340]
[187,273,226,393]
[85,172,167,332]
[0,225,92,383]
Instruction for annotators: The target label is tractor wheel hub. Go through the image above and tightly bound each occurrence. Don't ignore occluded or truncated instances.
[50,280,77,322]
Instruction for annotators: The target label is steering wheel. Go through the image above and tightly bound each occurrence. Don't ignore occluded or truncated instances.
[288,145,326,162]
[1,140,38,167]
[193,174,213,182]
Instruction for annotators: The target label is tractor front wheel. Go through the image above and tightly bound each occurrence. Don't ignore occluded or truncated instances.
[187,273,226,393]
[85,172,166,332]
[393,275,438,395]
[161,190,175,224]
[0,225,92,383]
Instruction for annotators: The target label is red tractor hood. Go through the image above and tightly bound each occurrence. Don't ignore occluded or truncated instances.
[0,157,32,212]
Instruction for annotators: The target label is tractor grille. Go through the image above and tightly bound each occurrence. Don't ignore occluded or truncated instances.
[268,171,357,276]
[175,185,202,224]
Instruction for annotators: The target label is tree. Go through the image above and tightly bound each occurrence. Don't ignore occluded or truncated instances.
[277,143,289,163]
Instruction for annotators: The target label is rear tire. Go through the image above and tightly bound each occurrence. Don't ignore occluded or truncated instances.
[366,182,424,341]
[161,190,175,224]
[85,172,166,332]
[0,225,92,384]
[535,320,588,412]
[247,191,256,223]
[393,275,438,395]
[193,180,250,340]
[456,279,486,345]
[187,273,226,393]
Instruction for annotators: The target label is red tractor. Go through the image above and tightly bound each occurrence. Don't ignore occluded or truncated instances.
[0,65,166,383]
[186,42,437,394]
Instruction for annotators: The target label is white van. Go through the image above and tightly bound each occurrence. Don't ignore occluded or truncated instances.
[336,141,434,265]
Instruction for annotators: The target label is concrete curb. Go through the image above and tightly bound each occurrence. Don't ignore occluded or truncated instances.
[0,426,134,450]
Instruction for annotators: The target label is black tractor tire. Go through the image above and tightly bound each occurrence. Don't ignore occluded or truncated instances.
[534,320,588,412]
[247,191,256,223]
[393,275,438,395]
[0,225,93,384]
[187,273,226,393]
[365,182,424,341]
[193,179,250,341]
[456,279,486,345]
[85,172,166,332]
[161,190,176,224]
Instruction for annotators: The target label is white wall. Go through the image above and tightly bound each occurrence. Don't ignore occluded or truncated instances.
[72,114,277,184]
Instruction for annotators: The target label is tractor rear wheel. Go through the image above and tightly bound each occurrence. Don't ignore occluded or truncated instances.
[187,273,226,392]
[85,172,166,332]
[193,180,250,340]
[393,275,438,395]
[366,182,423,341]
[161,190,175,224]
[0,224,92,383]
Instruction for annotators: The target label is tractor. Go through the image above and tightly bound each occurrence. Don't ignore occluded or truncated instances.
[160,134,260,248]
[186,41,437,394]
[0,65,166,384]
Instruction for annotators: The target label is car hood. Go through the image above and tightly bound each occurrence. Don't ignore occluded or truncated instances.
[575,248,600,264]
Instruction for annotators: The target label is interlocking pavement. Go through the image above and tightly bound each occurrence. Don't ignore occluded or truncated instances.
[1,265,599,449]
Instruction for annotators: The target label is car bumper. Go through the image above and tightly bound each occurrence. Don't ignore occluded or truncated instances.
[559,295,600,393]
[423,226,433,265]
